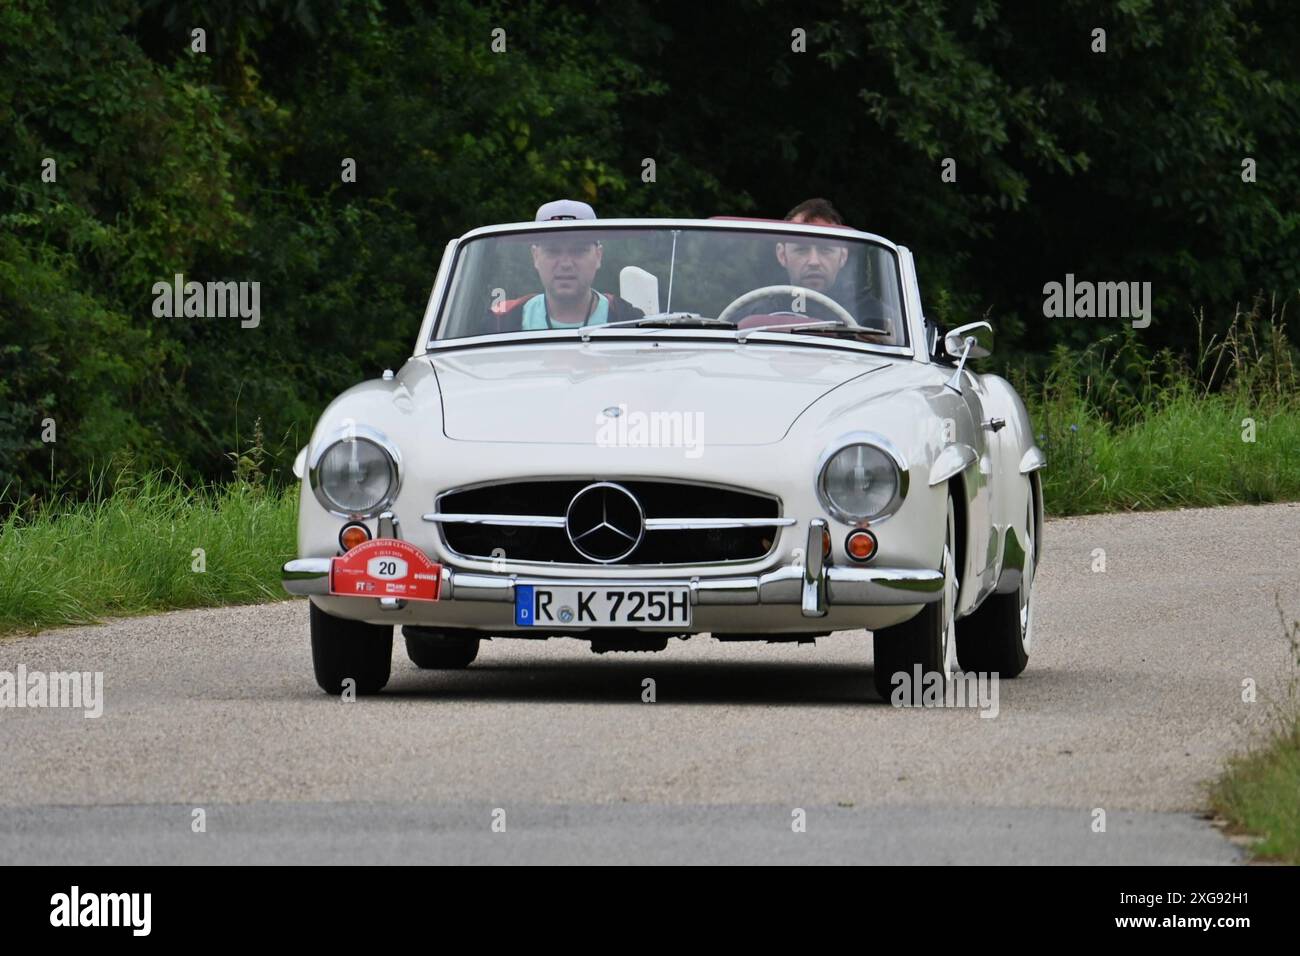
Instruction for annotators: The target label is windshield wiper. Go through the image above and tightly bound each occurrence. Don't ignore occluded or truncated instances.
[734,319,841,342]
[581,313,734,340]
[736,321,893,342]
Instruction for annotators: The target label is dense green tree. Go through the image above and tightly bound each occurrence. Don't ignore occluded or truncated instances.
[1,0,1296,502]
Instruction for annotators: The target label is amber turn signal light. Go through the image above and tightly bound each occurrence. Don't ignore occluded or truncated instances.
[339,522,371,552]
[845,529,877,562]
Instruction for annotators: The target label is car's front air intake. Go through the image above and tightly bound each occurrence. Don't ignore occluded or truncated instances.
[427,479,788,566]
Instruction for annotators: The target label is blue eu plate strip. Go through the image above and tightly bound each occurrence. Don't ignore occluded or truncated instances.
[514,585,534,627]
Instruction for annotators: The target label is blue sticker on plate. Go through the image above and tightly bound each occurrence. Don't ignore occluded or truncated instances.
[515,584,534,627]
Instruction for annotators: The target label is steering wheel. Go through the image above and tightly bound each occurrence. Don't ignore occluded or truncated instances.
[716,285,858,328]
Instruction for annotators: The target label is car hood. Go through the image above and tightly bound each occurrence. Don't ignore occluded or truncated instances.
[431,342,895,445]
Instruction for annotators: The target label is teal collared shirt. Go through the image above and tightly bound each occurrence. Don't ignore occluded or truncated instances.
[520,293,610,330]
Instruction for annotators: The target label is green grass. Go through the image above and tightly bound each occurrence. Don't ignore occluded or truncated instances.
[1032,390,1300,515]
[1212,724,1300,863]
[1209,601,1300,863]
[0,470,297,638]
[1022,303,1300,515]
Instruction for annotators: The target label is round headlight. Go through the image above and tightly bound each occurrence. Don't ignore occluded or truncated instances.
[315,438,396,515]
[818,443,903,522]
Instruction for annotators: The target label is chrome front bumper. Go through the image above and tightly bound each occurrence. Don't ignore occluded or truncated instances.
[282,520,942,618]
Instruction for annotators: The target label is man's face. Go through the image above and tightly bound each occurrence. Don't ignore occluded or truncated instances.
[531,237,603,303]
[775,215,848,291]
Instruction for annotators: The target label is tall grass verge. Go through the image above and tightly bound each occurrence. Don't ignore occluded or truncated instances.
[0,464,297,637]
[1019,296,1300,515]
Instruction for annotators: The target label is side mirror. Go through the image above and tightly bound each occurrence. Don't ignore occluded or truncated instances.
[942,321,993,360]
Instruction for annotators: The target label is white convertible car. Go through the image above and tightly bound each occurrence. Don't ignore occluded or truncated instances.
[283,215,1045,700]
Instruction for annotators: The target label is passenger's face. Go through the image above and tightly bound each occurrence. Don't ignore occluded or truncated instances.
[532,239,603,302]
[775,215,848,290]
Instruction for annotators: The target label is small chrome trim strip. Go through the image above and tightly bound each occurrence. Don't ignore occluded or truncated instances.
[803,519,828,617]
[422,513,568,527]
[645,517,797,530]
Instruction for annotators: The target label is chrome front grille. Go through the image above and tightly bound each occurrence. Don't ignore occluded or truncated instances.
[426,479,789,566]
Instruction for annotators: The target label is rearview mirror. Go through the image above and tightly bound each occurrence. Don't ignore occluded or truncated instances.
[619,266,660,316]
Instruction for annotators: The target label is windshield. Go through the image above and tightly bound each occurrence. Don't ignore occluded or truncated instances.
[432,226,909,349]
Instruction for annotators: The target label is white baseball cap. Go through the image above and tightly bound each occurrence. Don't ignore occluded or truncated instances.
[535,199,597,221]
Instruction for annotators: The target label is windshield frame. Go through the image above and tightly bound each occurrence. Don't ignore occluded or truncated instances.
[416,218,917,359]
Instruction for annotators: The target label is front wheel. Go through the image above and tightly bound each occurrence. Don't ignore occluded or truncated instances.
[310,601,393,695]
[871,493,958,703]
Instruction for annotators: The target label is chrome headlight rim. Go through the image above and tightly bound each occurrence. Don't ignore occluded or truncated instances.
[308,424,402,518]
[815,431,909,525]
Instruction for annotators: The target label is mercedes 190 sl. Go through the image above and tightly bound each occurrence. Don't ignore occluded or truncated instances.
[282,212,1045,701]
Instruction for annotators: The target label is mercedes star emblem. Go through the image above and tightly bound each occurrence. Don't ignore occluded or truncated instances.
[565,481,645,563]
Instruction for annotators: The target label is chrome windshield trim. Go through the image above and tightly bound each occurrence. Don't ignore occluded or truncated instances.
[454,217,901,250]
[420,220,913,357]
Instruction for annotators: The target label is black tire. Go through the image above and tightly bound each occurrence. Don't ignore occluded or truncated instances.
[403,627,480,669]
[310,601,393,695]
[954,481,1036,678]
[871,494,957,703]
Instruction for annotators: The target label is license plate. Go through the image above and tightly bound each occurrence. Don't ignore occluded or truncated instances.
[515,585,691,628]
[330,539,442,601]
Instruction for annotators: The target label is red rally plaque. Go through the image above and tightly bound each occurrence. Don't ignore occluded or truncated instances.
[329,539,442,601]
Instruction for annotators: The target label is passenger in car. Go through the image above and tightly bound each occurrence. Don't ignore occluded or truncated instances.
[489,200,644,332]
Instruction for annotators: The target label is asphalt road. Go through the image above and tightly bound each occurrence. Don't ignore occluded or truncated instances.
[2,502,1297,864]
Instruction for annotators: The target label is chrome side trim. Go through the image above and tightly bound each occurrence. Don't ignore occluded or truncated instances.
[928,443,977,487]
[1019,446,1048,474]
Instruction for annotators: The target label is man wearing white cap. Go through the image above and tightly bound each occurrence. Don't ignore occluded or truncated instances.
[490,199,644,331]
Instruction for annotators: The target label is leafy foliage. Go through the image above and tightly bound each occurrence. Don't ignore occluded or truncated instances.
[1,0,1297,501]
